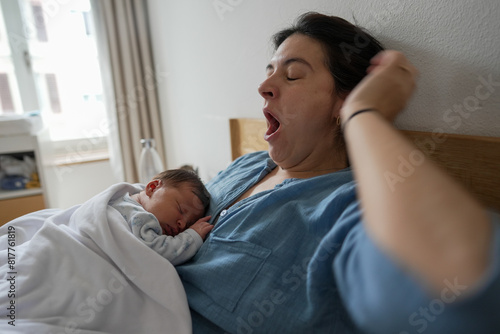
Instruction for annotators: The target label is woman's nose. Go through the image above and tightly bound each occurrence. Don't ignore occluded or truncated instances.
[258,78,277,99]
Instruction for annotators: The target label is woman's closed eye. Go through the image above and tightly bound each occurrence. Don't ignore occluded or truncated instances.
[286,72,304,81]
[285,66,305,81]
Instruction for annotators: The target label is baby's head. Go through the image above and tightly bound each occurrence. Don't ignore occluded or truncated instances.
[154,169,210,211]
[141,169,210,236]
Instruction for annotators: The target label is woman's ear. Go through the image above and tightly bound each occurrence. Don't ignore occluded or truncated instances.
[145,179,160,197]
[333,91,351,119]
[331,95,347,122]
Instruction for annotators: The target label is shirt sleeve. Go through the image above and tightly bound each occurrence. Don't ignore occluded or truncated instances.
[131,212,203,265]
[332,204,500,334]
[140,227,204,266]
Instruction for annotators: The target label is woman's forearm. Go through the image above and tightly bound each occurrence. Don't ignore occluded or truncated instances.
[343,110,492,292]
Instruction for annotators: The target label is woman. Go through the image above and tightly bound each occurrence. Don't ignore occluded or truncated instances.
[177,12,500,333]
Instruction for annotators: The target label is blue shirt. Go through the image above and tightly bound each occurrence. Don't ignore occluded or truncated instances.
[177,151,500,333]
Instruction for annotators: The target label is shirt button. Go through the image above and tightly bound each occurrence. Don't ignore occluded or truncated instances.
[220,209,227,217]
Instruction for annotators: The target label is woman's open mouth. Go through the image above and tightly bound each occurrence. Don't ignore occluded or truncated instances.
[264,110,281,141]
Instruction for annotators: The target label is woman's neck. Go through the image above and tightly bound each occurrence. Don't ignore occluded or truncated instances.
[276,165,346,179]
[270,139,349,179]
[275,155,348,179]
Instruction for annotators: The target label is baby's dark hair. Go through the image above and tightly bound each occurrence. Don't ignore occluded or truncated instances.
[153,169,210,213]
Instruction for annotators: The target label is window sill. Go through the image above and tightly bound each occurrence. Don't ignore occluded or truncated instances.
[43,135,110,167]
[52,149,110,167]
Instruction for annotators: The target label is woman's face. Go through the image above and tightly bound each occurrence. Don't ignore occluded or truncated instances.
[258,34,343,170]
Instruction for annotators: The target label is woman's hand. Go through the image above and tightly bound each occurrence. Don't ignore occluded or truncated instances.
[341,50,418,123]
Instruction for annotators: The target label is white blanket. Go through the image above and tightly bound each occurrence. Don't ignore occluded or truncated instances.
[0,183,191,334]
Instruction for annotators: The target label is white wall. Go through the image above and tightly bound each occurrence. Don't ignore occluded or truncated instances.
[147,0,500,182]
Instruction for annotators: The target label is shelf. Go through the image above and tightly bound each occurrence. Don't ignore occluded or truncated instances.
[0,187,43,200]
[0,134,36,153]
[0,133,47,210]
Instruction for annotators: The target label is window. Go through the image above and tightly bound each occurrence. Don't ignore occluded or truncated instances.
[0,0,108,159]
[0,3,23,115]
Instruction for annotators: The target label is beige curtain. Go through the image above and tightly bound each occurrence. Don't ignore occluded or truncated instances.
[92,0,165,183]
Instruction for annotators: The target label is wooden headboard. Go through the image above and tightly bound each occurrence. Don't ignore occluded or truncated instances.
[229,118,500,212]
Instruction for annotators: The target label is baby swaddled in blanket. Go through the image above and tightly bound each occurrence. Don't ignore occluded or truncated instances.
[0,169,212,334]
[111,169,213,264]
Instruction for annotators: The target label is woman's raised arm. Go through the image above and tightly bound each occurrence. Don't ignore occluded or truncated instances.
[340,50,493,292]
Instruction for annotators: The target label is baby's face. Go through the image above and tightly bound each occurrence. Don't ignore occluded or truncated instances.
[143,181,204,236]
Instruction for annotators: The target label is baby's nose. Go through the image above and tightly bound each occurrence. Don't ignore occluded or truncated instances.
[177,219,186,230]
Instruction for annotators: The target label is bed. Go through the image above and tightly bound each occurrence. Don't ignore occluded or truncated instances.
[0,118,498,333]
[229,118,500,212]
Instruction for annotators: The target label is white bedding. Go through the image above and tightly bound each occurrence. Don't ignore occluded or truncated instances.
[0,183,191,334]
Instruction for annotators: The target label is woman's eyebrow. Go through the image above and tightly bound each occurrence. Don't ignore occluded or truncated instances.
[266,57,313,72]
[284,57,313,69]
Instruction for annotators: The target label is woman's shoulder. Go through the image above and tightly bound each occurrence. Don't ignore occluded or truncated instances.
[232,150,272,166]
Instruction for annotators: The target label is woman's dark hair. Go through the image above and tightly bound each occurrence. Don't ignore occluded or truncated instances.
[154,169,210,213]
[272,12,384,165]
[272,12,385,97]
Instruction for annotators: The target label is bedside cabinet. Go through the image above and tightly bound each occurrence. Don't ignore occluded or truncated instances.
[0,134,48,226]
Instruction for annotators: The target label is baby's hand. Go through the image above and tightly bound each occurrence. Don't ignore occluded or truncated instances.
[189,216,213,240]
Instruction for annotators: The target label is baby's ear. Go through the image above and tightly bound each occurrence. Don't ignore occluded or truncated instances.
[145,179,161,196]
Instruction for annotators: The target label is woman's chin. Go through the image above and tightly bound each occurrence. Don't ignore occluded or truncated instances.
[268,144,291,168]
